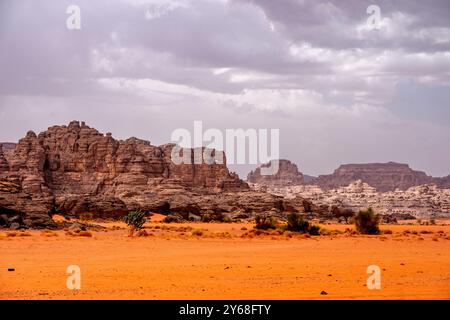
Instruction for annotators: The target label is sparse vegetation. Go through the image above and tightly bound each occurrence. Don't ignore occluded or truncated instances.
[286,213,310,232]
[78,231,93,237]
[354,208,380,235]
[123,210,147,236]
[255,215,277,230]
[191,228,204,236]
[65,230,93,237]
[136,229,150,237]
[331,207,354,224]
[308,225,321,236]
[285,213,321,235]
[223,216,233,223]
[319,228,343,236]
[201,214,212,222]
[79,212,94,222]
[40,230,58,237]
[212,231,232,238]
[163,215,180,223]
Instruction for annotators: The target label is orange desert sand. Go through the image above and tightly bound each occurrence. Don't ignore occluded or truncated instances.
[1,215,450,300]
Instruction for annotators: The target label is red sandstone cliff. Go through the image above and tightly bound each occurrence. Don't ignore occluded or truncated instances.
[0,122,314,228]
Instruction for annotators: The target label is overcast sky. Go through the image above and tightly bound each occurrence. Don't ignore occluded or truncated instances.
[1,0,450,178]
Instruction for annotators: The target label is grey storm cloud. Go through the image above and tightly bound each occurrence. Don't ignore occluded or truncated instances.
[236,0,450,51]
[0,0,449,178]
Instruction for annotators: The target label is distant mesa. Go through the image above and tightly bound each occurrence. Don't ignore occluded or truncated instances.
[249,160,449,192]
[248,160,450,218]
[435,175,450,189]
[313,162,434,192]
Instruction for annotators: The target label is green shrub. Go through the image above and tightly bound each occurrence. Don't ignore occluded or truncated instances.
[331,207,354,224]
[286,213,321,235]
[255,215,277,230]
[308,225,321,236]
[223,216,233,223]
[354,208,380,235]
[163,215,180,223]
[286,213,310,232]
[201,214,212,222]
[123,210,147,231]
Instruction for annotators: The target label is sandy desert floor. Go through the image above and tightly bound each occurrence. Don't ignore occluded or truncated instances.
[1,217,450,300]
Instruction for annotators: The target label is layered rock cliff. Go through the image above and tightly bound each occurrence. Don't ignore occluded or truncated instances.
[0,122,315,228]
[251,180,450,218]
[435,175,450,189]
[248,160,450,218]
[249,160,446,192]
[312,162,434,192]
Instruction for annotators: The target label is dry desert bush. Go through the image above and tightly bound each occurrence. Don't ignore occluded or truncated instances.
[136,229,153,237]
[191,228,205,237]
[65,230,93,237]
[254,215,278,230]
[40,230,58,237]
[354,208,380,235]
[285,213,321,235]
[211,232,232,238]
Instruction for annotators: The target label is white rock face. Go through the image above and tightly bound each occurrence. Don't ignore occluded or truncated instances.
[249,180,450,218]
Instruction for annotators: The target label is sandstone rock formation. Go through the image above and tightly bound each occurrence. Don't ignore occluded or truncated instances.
[250,180,450,218]
[249,160,449,192]
[312,162,434,192]
[435,175,450,189]
[0,145,9,172]
[248,159,450,218]
[0,122,316,228]
[247,159,304,186]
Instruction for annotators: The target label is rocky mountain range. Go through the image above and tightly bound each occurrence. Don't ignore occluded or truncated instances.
[248,159,450,192]
[250,181,450,218]
[248,160,450,218]
[0,122,315,229]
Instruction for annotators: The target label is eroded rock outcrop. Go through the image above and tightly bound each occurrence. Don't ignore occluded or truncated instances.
[248,160,450,218]
[312,162,434,192]
[0,145,9,172]
[250,180,450,218]
[0,121,316,228]
[247,159,304,186]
